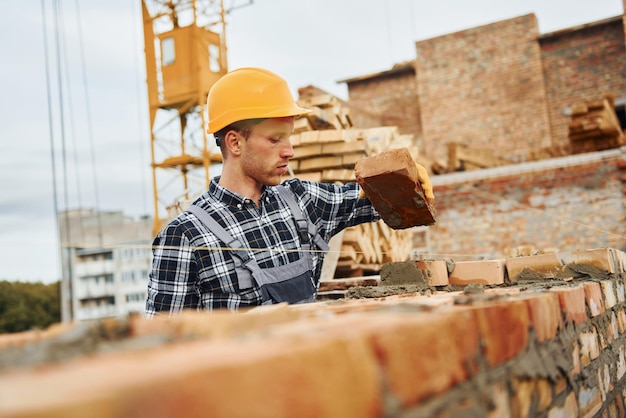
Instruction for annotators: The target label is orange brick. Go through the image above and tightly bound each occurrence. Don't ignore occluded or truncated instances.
[471,299,530,367]
[558,248,617,275]
[505,253,564,282]
[129,305,303,340]
[367,307,479,407]
[415,259,449,286]
[449,259,506,286]
[511,378,533,418]
[572,340,581,376]
[600,280,618,309]
[616,381,626,416]
[354,147,436,229]
[521,292,562,342]
[550,286,588,325]
[618,309,626,334]
[535,378,553,412]
[583,282,605,317]
[484,288,520,297]
[615,249,626,273]
[0,330,382,418]
[579,326,600,366]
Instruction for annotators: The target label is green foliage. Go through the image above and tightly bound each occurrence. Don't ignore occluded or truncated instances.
[0,280,61,334]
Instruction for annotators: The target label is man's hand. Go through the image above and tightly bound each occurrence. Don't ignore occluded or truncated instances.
[359,162,435,201]
[415,163,434,201]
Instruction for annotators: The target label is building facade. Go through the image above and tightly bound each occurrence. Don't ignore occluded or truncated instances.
[341,9,626,166]
[58,209,152,322]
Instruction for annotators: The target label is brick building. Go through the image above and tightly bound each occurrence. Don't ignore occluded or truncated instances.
[338,3,626,260]
[341,9,626,166]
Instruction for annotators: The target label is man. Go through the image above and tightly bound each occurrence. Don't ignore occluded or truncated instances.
[146,67,433,316]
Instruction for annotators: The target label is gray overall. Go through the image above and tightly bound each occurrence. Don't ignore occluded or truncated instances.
[186,186,329,305]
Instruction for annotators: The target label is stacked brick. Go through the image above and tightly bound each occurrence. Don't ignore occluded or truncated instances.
[291,93,419,277]
[569,95,625,154]
[2,247,626,417]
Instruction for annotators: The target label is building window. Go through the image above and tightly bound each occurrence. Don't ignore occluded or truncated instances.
[162,37,175,66]
[126,292,145,302]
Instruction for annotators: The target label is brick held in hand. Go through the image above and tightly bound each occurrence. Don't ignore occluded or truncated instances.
[354,147,436,229]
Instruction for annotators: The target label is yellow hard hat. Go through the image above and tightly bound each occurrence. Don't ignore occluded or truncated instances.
[206,67,311,134]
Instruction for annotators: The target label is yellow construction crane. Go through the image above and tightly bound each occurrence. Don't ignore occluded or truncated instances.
[141,0,251,235]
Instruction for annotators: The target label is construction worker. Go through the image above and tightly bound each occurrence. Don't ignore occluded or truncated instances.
[145,67,433,316]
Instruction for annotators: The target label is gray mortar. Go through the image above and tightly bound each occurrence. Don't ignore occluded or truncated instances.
[345,261,431,299]
[380,261,428,286]
[564,263,610,280]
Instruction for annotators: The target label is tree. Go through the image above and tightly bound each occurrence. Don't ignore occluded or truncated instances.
[0,280,61,334]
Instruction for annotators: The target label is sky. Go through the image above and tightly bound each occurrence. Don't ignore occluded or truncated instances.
[1,0,623,284]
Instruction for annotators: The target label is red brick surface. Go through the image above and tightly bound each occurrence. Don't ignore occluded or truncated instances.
[415,259,449,286]
[415,14,551,163]
[449,259,506,286]
[2,248,626,417]
[430,158,625,273]
[0,321,383,418]
[471,300,530,366]
[551,285,589,325]
[521,292,563,342]
[368,308,479,406]
[583,282,606,317]
[355,147,436,229]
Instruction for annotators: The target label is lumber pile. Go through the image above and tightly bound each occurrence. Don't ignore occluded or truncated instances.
[526,144,570,161]
[291,92,417,278]
[432,142,513,174]
[569,95,624,154]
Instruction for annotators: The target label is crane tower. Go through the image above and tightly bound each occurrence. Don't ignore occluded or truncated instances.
[141,0,249,235]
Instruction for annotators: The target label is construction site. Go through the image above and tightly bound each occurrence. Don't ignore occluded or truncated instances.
[2,0,626,416]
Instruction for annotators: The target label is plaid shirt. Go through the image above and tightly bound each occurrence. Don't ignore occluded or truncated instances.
[145,177,379,316]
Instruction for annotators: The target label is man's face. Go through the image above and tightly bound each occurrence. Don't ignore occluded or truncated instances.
[240,117,295,186]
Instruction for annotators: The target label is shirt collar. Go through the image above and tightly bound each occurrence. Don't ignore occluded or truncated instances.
[208,176,276,207]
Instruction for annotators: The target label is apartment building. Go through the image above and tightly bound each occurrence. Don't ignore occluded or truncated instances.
[58,209,153,322]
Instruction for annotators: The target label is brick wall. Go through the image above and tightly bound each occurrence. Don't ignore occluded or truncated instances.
[2,247,626,417]
[344,63,423,146]
[540,17,626,152]
[414,14,552,164]
[428,149,626,259]
[341,9,626,166]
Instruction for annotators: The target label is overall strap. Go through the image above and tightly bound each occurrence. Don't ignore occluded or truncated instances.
[275,185,330,252]
[185,205,256,289]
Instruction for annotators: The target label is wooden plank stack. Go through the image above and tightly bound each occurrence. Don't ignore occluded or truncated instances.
[431,142,513,174]
[569,95,625,154]
[290,93,417,279]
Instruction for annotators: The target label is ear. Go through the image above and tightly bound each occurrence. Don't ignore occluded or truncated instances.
[223,130,242,156]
